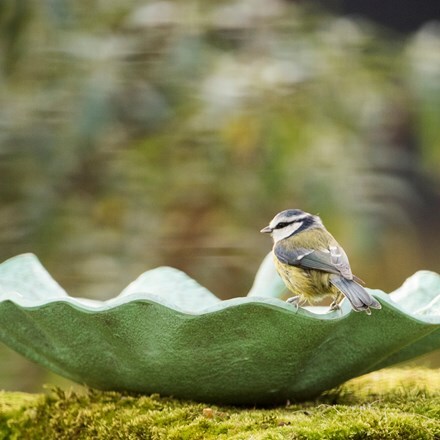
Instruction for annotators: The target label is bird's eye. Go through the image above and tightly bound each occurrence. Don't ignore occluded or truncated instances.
[275,222,290,229]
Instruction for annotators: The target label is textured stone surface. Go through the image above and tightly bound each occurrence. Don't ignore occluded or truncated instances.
[0,253,439,405]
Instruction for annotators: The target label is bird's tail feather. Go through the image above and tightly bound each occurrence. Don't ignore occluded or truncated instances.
[330,276,381,314]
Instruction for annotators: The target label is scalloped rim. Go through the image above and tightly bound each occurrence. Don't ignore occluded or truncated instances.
[0,253,439,325]
[0,291,434,325]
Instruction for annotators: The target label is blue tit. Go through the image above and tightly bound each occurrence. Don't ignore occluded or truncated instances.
[261,209,381,314]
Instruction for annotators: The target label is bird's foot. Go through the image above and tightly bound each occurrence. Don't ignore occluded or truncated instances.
[329,301,340,311]
[329,292,344,314]
[286,295,301,311]
[329,300,343,315]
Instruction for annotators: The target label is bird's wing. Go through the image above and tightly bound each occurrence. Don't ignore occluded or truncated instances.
[274,243,353,280]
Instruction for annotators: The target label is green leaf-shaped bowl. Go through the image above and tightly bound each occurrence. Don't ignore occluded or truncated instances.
[0,253,439,405]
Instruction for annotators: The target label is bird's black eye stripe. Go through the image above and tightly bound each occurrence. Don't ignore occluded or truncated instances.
[275,221,293,229]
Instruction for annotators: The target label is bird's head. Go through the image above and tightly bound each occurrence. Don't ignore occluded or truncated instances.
[260,209,323,243]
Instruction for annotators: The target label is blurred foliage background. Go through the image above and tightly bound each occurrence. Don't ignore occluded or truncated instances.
[0,0,439,391]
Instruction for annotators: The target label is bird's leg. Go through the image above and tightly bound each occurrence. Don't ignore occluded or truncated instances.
[286,295,301,310]
[329,301,340,311]
[329,292,344,312]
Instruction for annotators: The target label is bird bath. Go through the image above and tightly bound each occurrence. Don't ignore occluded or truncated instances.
[0,253,439,405]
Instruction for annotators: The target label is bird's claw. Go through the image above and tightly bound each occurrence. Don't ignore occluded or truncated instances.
[329,301,340,311]
[286,296,300,311]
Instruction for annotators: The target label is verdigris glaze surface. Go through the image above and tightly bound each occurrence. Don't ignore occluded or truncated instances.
[0,253,439,405]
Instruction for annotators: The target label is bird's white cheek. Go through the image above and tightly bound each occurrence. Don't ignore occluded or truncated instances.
[272,221,303,242]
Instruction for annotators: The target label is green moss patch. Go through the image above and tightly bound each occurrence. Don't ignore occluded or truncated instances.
[1,368,439,439]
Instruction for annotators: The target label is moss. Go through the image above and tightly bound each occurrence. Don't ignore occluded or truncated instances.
[0,368,439,439]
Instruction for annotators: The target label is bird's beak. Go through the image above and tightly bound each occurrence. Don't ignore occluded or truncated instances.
[260,226,272,234]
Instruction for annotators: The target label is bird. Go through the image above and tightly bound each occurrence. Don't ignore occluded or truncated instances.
[260,209,381,314]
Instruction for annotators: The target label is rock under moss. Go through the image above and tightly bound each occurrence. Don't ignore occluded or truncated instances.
[0,368,439,439]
